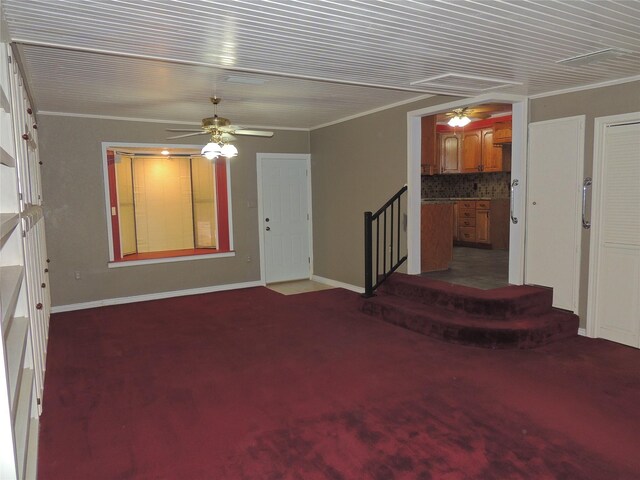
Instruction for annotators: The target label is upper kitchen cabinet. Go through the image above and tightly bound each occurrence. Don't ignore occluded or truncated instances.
[421,116,438,175]
[481,128,503,172]
[461,130,482,173]
[439,132,462,174]
[493,121,512,144]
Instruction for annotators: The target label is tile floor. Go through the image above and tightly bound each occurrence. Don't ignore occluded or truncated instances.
[421,246,509,290]
[266,279,336,295]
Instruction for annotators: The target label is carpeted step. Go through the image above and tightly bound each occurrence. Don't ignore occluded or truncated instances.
[379,273,553,320]
[360,292,579,349]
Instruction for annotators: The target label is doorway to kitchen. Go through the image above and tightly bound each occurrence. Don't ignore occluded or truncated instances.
[407,95,527,289]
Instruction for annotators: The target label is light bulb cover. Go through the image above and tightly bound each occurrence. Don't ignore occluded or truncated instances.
[458,116,471,127]
[221,143,238,158]
[201,142,222,160]
[448,116,460,127]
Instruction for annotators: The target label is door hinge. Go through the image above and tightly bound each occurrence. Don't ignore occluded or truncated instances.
[307,213,309,220]
[308,257,310,264]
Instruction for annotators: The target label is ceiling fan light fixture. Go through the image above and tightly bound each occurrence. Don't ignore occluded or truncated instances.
[448,114,471,127]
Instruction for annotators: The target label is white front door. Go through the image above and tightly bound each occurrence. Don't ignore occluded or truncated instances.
[258,154,311,283]
[525,116,585,312]
[588,115,640,348]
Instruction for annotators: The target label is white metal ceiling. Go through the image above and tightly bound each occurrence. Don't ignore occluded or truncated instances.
[2,0,640,128]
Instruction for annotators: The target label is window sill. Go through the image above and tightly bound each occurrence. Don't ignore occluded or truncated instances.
[108,250,235,268]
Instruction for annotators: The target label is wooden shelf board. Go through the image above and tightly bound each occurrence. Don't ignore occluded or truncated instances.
[0,212,20,243]
[0,144,16,167]
[6,316,29,414]
[0,265,24,331]
[13,369,34,478]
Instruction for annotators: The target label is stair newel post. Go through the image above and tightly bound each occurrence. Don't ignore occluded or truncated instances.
[364,211,374,298]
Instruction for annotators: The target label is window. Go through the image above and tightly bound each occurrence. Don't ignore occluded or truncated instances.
[103,144,233,265]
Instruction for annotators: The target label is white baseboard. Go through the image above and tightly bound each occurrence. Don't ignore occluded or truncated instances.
[51,280,263,313]
[311,275,364,294]
[578,327,587,337]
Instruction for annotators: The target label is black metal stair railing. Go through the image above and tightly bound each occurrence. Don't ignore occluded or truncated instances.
[363,185,408,297]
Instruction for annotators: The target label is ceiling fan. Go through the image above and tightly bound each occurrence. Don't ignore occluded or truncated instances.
[166,97,274,158]
[444,104,507,127]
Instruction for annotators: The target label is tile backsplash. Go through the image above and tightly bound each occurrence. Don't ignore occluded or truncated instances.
[421,172,511,199]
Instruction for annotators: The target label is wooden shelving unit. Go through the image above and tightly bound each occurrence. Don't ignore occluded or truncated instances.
[1,38,50,480]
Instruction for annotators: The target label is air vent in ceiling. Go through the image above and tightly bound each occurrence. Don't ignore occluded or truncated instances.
[557,48,632,67]
[410,73,521,95]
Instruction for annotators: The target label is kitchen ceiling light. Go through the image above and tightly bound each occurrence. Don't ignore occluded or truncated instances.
[448,115,471,127]
[161,149,170,155]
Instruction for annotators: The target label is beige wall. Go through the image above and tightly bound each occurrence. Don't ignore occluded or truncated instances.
[530,80,640,326]
[39,115,309,307]
[310,96,456,287]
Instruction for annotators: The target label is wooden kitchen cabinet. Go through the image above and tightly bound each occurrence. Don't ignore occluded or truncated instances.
[493,121,512,144]
[421,115,438,175]
[454,199,509,248]
[438,132,462,173]
[421,203,454,272]
[461,130,482,173]
[476,208,490,244]
[455,199,489,246]
[481,128,503,172]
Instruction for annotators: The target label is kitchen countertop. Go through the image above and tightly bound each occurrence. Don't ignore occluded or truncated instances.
[421,199,456,204]
[422,197,509,202]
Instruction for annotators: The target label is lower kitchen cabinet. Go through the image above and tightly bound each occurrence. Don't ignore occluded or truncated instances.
[454,199,509,249]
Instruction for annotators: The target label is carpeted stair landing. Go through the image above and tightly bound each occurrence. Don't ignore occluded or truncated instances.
[360,273,579,349]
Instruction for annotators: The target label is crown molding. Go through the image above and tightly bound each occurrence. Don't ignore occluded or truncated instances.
[36,110,310,131]
[311,93,435,130]
[529,74,640,100]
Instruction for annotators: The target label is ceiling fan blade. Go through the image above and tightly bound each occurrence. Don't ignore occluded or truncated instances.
[221,133,237,142]
[166,128,206,132]
[166,132,209,139]
[233,129,274,138]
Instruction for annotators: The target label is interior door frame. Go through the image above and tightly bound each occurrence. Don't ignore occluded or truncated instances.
[257,153,313,285]
[586,111,640,338]
[406,93,528,284]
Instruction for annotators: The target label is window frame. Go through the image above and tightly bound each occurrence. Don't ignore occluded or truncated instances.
[101,142,235,267]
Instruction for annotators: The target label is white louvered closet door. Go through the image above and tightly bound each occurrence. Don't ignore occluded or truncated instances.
[590,120,640,348]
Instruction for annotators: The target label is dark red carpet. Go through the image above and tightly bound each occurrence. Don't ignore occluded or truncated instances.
[39,287,640,479]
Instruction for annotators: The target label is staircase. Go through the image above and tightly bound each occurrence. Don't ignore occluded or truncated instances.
[360,273,579,349]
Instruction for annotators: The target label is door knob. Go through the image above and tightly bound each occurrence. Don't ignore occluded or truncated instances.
[266,226,271,231]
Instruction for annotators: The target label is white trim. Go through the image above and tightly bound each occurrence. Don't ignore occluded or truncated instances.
[108,251,236,268]
[311,94,433,130]
[405,92,528,286]
[50,280,263,313]
[224,156,235,251]
[51,281,264,313]
[38,110,309,131]
[311,275,365,294]
[257,153,313,285]
[509,100,528,285]
[578,328,587,337]
[529,74,640,100]
[586,111,640,339]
